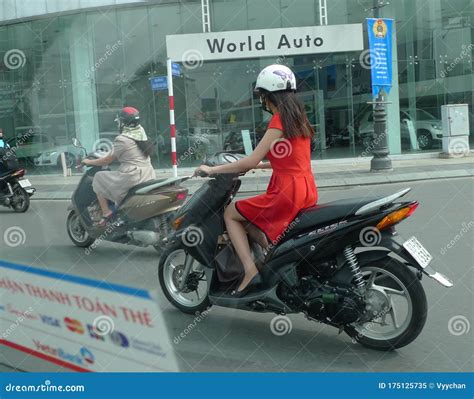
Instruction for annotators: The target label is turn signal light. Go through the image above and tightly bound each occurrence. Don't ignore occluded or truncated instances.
[172,215,185,230]
[376,202,419,231]
[11,169,25,177]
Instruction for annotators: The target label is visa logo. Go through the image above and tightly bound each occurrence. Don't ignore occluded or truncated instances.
[40,315,61,327]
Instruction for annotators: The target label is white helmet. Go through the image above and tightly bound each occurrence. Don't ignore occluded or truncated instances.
[255,64,297,92]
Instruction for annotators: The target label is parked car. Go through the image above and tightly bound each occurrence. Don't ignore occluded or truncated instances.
[7,130,81,168]
[358,108,443,150]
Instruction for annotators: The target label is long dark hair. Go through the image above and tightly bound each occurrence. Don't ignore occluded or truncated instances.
[263,90,313,139]
[136,140,155,158]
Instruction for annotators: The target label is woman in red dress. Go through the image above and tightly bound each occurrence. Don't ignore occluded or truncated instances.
[194,64,318,296]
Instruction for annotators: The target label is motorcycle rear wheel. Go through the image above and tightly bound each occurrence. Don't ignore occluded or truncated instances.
[67,210,95,247]
[345,258,427,351]
[11,185,30,212]
[159,242,211,314]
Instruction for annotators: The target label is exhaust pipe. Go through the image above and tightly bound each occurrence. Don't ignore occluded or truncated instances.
[127,230,161,246]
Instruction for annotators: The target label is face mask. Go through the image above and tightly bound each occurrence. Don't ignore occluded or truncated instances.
[259,94,273,115]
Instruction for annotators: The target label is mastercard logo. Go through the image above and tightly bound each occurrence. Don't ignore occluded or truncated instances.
[64,317,85,334]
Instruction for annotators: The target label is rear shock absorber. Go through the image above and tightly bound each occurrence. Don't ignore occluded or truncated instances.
[343,246,365,289]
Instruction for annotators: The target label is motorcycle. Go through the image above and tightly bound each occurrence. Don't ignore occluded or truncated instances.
[159,152,453,351]
[0,155,35,212]
[66,138,188,251]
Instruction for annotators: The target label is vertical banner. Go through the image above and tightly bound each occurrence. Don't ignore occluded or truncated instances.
[367,18,393,96]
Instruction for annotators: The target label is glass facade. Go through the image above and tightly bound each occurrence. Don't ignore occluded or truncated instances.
[0,0,472,171]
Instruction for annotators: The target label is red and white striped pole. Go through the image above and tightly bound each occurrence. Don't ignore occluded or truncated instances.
[167,57,178,177]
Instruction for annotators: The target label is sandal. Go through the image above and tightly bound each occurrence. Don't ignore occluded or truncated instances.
[95,212,113,227]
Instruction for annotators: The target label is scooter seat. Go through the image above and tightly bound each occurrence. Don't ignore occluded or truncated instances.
[292,196,383,234]
[127,178,169,196]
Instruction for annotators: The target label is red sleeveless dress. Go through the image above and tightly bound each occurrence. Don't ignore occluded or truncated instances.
[235,113,318,244]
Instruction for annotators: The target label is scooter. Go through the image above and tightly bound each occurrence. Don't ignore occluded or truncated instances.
[0,167,35,212]
[159,152,453,351]
[66,138,188,251]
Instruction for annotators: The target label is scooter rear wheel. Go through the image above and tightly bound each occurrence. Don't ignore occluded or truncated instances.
[67,210,95,247]
[344,258,427,351]
[159,243,211,314]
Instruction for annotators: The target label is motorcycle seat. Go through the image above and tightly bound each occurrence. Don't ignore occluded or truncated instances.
[292,196,383,234]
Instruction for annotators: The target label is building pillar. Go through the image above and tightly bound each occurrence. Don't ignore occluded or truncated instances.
[68,15,99,152]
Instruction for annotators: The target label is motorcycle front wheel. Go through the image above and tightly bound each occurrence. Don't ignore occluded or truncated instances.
[345,258,427,351]
[11,184,30,212]
[158,242,211,314]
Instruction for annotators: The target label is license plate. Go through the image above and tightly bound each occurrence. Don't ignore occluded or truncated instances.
[18,179,32,188]
[403,236,432,268]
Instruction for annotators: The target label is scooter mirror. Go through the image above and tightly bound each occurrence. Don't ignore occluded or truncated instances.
[72,138,82,147]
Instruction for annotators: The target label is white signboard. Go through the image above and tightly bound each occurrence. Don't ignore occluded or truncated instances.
[241,130,253,155]
[166,24,363,62]
[0,261,178,372]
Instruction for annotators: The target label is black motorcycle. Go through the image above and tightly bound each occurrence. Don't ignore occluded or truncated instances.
[0,166,35,213]
[159,153,453,351]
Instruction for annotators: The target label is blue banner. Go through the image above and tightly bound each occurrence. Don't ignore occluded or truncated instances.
[367,18,393,96]
[1,373,472,399]
[149,76,168,91]
[172,62,181,77]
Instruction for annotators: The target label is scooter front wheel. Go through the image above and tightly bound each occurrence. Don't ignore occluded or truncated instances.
[159,243,211,314]
[67,210,95,247]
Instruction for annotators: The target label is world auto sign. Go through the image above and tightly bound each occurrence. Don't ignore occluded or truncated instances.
[0,260,178,372]
[166,24,363,62]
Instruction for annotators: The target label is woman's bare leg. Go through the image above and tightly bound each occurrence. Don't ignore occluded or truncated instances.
[97,195,112,217]
[224,203,259,292]
[245,222,269,250]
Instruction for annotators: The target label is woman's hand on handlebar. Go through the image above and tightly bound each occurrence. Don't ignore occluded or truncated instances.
[82,159,93,166]
[193,164,213,177]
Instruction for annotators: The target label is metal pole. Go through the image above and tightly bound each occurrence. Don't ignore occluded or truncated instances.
[369,0,392,171]
[370,89,392,171]
[167,58,178,177]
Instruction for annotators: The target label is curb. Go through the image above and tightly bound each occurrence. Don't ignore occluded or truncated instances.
[31,168,473,200]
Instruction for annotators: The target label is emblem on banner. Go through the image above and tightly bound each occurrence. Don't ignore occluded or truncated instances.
[373,19,388,38]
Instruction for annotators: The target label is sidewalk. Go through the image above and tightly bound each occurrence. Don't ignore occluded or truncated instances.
[27,154,473,200]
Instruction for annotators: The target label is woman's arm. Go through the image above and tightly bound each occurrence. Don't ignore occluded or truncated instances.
[256,161,272,169]
[83,153,116,166]
[196,128,283,176]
